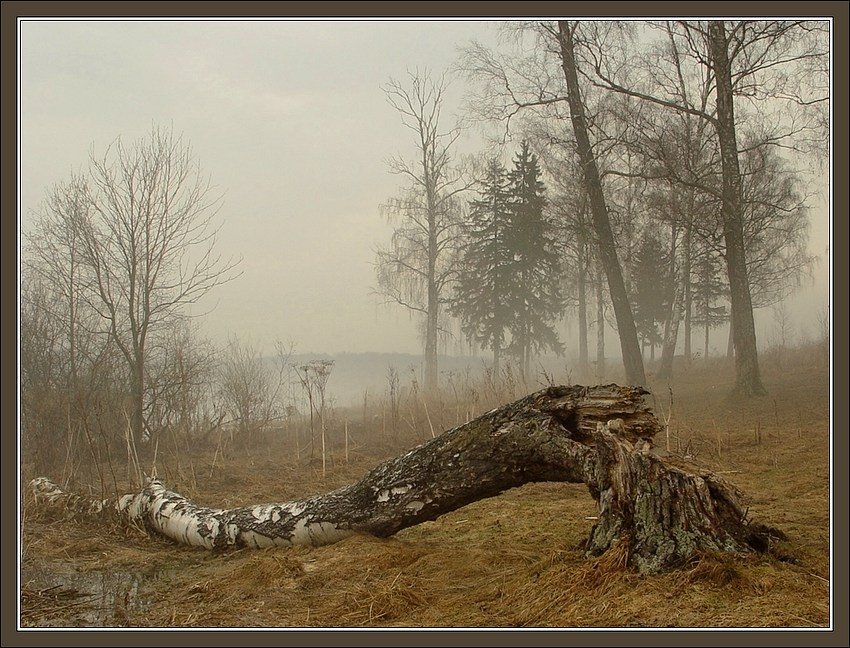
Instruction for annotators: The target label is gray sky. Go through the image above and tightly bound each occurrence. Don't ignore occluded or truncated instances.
[19,19,507,355]
[19,18,832,358]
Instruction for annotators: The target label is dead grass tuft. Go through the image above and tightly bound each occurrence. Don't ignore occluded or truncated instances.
[677,552,749,589]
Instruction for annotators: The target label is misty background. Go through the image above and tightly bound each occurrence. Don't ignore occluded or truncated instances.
[19,19,831,406]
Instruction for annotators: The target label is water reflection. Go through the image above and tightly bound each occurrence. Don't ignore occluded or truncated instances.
[21,567,151,627]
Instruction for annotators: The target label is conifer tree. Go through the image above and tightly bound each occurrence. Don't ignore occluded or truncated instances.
[505,142,565,377]
[630,230,672,361]
[452,159,514,375]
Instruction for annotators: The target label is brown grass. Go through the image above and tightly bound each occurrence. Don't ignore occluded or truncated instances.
[19,352,832,629]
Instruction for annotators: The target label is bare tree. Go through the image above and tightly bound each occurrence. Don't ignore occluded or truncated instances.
[77,125,241,445]
[554,21,647,386]
[146,320,217,456]
[592,48,717,379]
[23,175,123,480]
[375,70,470,393]
[706,20,766,394]
[584,19,828,395]
[25,173,92,388]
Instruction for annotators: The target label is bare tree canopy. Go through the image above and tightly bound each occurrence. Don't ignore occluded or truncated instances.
[26,125,242,447]
[30,384,786,574]
[583,19,827,395]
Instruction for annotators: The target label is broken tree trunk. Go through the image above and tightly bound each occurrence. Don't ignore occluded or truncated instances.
[29,385,784,573]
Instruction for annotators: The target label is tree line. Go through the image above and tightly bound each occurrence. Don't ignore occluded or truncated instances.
[375,20,827,394]
[20,20,828,481]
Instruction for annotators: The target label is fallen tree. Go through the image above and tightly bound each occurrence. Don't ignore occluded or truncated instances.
[28,384,786,573]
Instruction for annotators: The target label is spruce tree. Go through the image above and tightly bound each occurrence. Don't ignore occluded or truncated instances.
[630,230,672,361]
[452,159,514,374]
[506,142,565,378]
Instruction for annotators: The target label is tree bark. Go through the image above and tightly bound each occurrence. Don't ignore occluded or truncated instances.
[557,21,646,387]
[658,289,682,380]
[130,361,145,447]
[727,318,735,361]
[707,21,766,396]
[30,385,784,574]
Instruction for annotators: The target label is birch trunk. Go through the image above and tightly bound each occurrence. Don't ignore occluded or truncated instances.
[707,21,766,396]
[556,21,646,387]
[30,385,785,574]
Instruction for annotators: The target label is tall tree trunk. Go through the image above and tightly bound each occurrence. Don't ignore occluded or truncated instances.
[557,21,646,387]
[658,225,681,380]
[659,285,682,380]
[577,242,589,379]
[707,21,766,396]
[425,229,439,394]
[308,392,315,459]
[130,361,145,447]
[31,385,786,575]
[727,319,735,361]
[596,258,606,381]
[683,219,693,365]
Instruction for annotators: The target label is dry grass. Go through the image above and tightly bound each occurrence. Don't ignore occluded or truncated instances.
[19,353,832,629]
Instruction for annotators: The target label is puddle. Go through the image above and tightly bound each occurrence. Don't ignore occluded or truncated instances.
[21,566,156,628]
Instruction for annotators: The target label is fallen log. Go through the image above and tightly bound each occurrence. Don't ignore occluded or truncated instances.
[28,384,786,573]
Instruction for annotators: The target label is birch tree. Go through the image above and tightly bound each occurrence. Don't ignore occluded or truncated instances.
[554,21,647,386]
[218,337,290,451]
[375,70,470,393]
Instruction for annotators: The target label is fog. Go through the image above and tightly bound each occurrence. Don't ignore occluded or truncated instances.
[19,18,832,404]
[19,19,507,357]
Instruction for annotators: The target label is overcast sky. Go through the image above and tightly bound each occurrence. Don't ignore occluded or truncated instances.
[18,18,832,358]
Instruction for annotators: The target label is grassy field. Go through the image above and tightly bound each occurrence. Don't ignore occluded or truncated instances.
[19,350,832,629]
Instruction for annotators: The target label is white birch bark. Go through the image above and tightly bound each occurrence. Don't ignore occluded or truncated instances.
[29,385,787,572]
